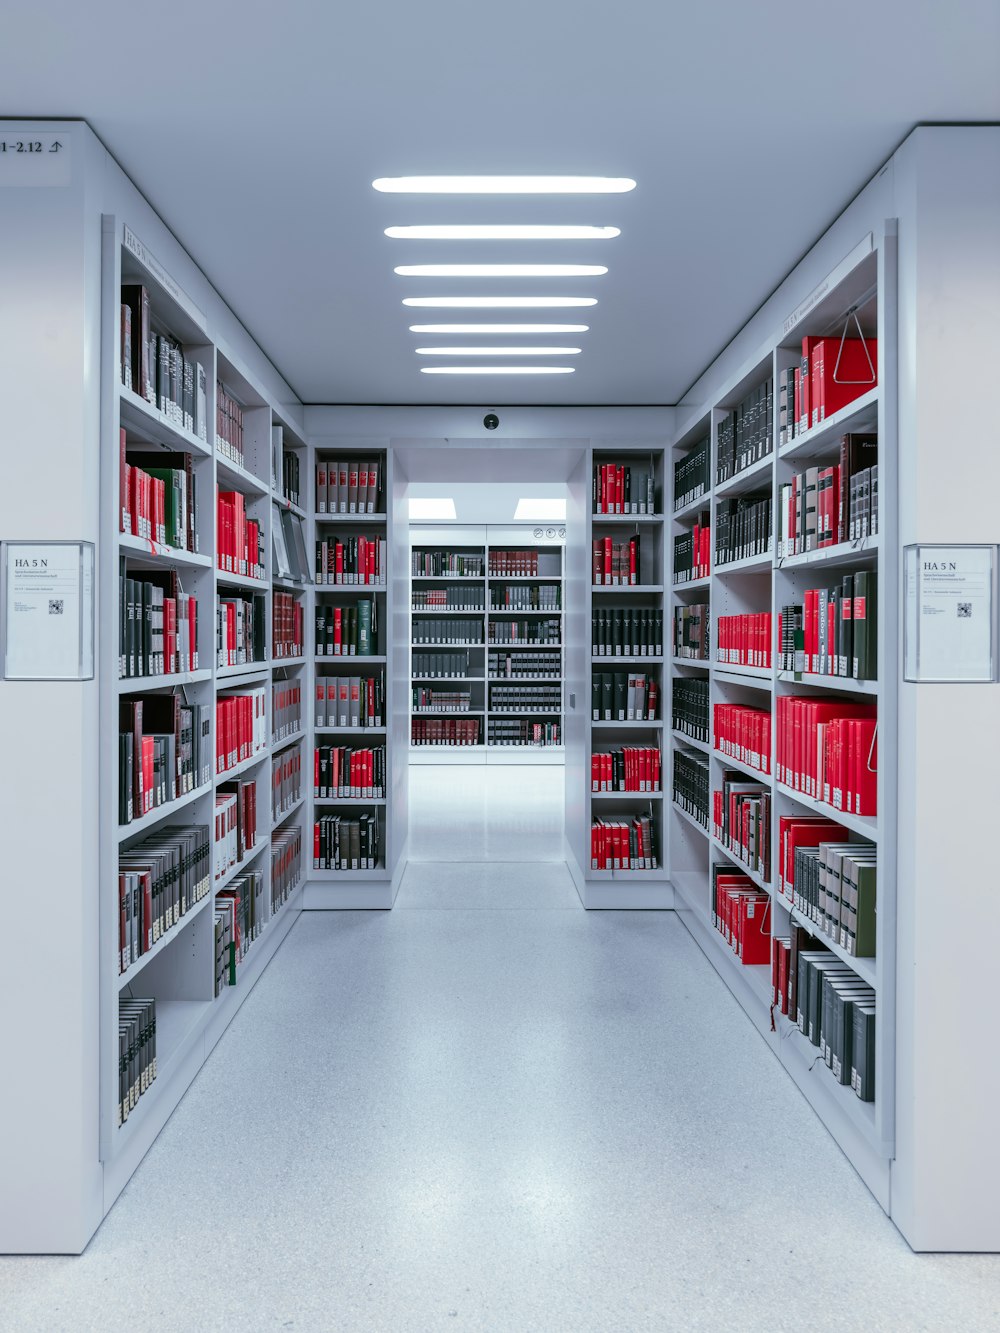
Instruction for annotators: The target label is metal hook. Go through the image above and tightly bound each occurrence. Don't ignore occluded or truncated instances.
[833,306,876,386]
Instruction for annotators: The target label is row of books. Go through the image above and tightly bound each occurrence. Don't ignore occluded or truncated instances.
[590,816,660,871]
[121,440,200,555]
[118,998,157,1126]
[215,781,258,881]
[215,381,245,465]
[490,619,561,645]
[488,549,548,575]
[790,838,877,958]
[315,601,378,656]
[779,572,878,680]
[592,536,643,587]
[120,572,198,679]
[411,718,481,746]
[671,677,709,742]
[778,437,878,555]
[717,613,772,669]
[674,437,709,511]
[672,603,708,661]
[411,550,483,577]
[488,720,561,746]
[776,698,877,815]
[716,494,772,566]
[593,607,664,658]
[593,461,657,514]
[272,747,302,821]
[314,746,386,799]
[280,452,301,509]
[783,943,876,1101]
[313,814,381,870]
[315,459,382,515]
[315,676,384,729]
[491,584,561,611]
[490,684,561,712]
[411,618,483,645]
[672,749,710,828]
[120,284,208,441]
[272,592,304,660]
[272,681,303,744]
[714,703,772,774]
[673,519,710,584]
[412,588,484,610]
[591,671,659,722]
[713,778,770,881]
[489,650,561,678]
[217,489,265,581]
[781,336,877,443]
[119,698,212,824]
[217,593,266,669]
[271,826,302,913]
[717,376,773,484]
[412,687,471,713]
[315,536,386,586]
[118,825,211,975]
[214,873,264,993]
[591,747,661,792]
[413,651,470,679]
[216,687,267,776]
[711,867,770,965]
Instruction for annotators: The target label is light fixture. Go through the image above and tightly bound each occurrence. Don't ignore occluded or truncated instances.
[415,346,581,356]
[409,323,589,334]
[395,264,607,278]
[403,296,598,308]
[420,366,575,375]
[385,225,619,241]
[373,176,636,194]
[408,497,457,520]
[513,498,568,521]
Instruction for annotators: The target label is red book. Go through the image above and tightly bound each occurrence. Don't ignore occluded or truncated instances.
[592,540,603,585]
[849,718,878,816]
[814,337,877,420]
[603,536,612,586]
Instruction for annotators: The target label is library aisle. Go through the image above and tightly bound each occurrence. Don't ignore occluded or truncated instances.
[5,837,1000,1327]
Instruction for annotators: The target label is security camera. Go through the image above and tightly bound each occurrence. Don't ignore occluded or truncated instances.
[483,413,499,431]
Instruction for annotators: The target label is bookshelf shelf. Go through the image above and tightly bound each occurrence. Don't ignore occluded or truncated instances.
[215,452,269,497]
[119,386,212,458]
[775,781,878,841]
[671,656,709,670]
[315,654,387,664]
[715,452,775,498]
[315,512,387,524]
[711,835,771,894]
[215,569,269,592]
[593,790,664,801]
[785,903,878,989]
[778,386,880,462]
[272,794,306,826]
[776,536,879,572]
[592,719,664,730]
[593,654,665,665]
[591,583,664,594]
[271,575,307,591]
[272,655,307,669]
[271,730,304,754]
[216,748,269,784]
[671,730,710,755]
[114,998,210,1138]
[671,801,710,840]
[713,662,772,681]
[274,496,306,521]
[776,671,876,695]
[314,796,387,806]
[712,749,773,784]
[118,533,212,570]
[315,725,387,736]
[716,550,773,575]
[118,781,213,842]
[117,890,214,989]
[216,662,269,683]
[309,867,392,881]
[713,668,773,692]
[672,492,711,521]
[214,837,269,894]
[117,669,212,693]
[672,575,711,592]
[776,1019,878,1141]
[591,513,664,524]
[489,675,561,683]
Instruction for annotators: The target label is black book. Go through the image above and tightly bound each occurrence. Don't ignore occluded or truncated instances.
[601,672,613,722]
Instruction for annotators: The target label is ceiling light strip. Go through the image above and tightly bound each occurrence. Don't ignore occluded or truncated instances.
[395,264,607,278]
[408,324,590,333]
[414,346,581,356]
[402,297,598,308]
[420,366,575,375]
[373,176,636,194]
[385,225,619,240]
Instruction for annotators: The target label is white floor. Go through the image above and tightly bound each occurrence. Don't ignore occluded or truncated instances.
[3,765,1000,1331]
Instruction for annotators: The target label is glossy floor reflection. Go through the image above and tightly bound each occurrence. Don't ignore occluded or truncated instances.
[407,761,565,863]
[4,770,1000,1330]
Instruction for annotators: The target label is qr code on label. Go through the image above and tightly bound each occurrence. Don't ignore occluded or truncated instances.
[957,603,972,618]
[48,600,63,615]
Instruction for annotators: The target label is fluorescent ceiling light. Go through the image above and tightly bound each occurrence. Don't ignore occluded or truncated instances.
[409,324,589,334]
[395,264,607,277]
[373,176,636,194]
[415,346,581,356]
[385,225,619,240]
[408,497,457,520]
[513,498,568,520]
[420,366,575,375]
[403,296,597,308]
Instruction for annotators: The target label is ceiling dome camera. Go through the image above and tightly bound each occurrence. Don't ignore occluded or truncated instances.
[483,413,499,430]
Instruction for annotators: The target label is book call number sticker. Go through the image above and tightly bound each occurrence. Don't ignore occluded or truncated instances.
[0,132,71,186]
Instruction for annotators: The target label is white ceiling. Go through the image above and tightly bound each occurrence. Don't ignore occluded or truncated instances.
[3,2,998,407]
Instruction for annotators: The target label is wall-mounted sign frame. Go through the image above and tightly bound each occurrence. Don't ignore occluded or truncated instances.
[904,543,997,683]
[1,541,95,681]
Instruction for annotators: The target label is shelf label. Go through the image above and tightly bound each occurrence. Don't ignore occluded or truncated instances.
[0,131,71,186]
[904,544,998,683]
[783,233,874,336]
[123,225,207,333]
[2,541,94,680]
